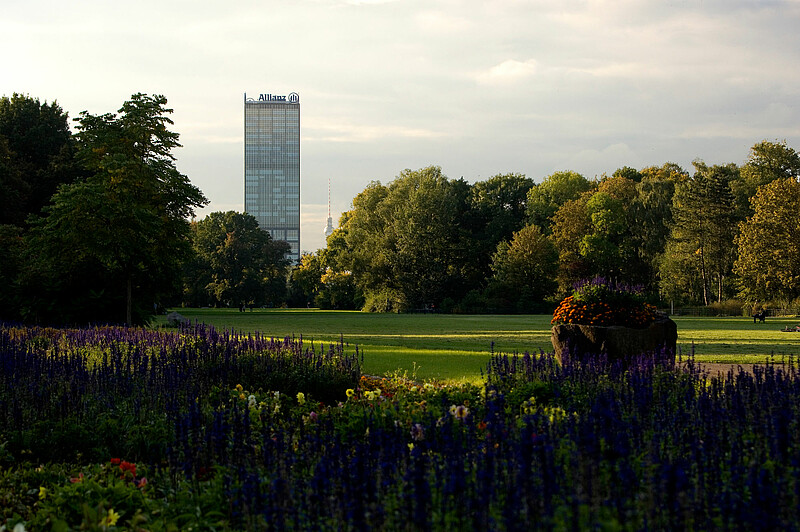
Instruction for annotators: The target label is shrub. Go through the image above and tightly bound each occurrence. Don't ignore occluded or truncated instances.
[708,299,745,316]
[453,290,487,314]
[361,288,408,313]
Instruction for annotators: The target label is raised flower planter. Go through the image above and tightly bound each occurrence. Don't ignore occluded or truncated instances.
[551,315,677,365]
[550,278,677,366]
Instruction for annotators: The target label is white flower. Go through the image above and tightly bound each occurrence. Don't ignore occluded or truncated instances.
[450,405,469,420]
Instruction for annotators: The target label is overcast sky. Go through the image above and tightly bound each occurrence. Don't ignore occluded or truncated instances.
[3,0,799,252]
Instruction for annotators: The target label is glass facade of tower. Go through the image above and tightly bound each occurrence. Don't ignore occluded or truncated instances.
[244,92,300,263]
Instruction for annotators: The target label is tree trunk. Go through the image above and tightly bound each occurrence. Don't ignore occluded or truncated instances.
[698,248,709,306]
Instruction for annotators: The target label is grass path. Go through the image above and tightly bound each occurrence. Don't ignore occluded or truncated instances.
[160,309,800,381]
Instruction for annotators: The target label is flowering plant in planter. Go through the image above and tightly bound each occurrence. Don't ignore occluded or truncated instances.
[551,277,658,329]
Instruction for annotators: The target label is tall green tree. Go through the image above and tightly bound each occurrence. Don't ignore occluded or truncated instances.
[0,94,81,226]
[549,192,593,294]
[488,224,558,312]
[527,170,594,231]
[26,93,207,325]
[186,211,290,308]
[630,163,685,292]
[611,165,643,182]
[732,140,800,219]
[289,253,326,307]
[734,178,800,302]
[341,166,475,310]
[579,191,632,280]
[468,173,534,278]
[660,162,739,305]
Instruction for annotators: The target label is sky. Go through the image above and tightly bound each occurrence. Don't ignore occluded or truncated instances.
[3,0,800,253]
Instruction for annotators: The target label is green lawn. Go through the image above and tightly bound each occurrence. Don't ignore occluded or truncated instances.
[159,309,800,381]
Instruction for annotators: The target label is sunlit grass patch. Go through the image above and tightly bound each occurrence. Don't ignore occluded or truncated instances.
[156,310,800,381]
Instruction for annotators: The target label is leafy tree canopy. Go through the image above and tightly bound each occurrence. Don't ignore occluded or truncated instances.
[24,93,207,325]
[489,224,558,311]
[527,170,594,231]
[660,161,738,305]
[186,211,290,308]
[0,93,80,225]
[734,178,800,302]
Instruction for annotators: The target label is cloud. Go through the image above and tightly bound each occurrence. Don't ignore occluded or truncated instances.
[304,119,445,142]
[561,143,643,177]
[476,59,538,85]
[679,123,800,140]
[341,0,399,5]
[415,11,472,33]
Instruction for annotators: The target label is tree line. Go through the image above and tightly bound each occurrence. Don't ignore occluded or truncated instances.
[2,92,799,325]
[293,147,800,314]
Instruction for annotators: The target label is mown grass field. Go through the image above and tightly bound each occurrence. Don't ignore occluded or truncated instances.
[159,309,800,381]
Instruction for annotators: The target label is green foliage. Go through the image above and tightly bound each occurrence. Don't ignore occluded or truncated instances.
[316,268,362,310]
[489,224,558,311]
[526,170,594,230]
[362,287,408,313]
[184,211,290,308]
[572,277,644,307]
[549,192,593,294]
[630,167,680,289]
[453,289,488,314]
[660,161,739,305]
[468,173,535,279]
[611,165,643,182]
[579,191,630,279]
[340,167,476,310]
[0,93,80,227]
[706,299,746,316]
[734,140,800,219]
[734,178,800,302]
[20,93,207,325]
[29,461,151,530]
[290,252,325,306]
[0,225,24,321]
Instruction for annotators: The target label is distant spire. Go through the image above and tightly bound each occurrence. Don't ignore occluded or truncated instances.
[324,178,334,239]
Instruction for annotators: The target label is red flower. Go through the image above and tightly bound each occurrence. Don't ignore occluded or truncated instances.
[110,458,121,465]
[119,461,137,477]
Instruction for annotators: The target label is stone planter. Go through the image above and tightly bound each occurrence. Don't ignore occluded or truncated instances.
[551,314,677,366]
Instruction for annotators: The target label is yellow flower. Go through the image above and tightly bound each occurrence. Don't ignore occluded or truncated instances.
[345,388,355,398]
[236,384,243,392]
[101,508,120,527]
[296,392,306,405]
[38,486,47,500]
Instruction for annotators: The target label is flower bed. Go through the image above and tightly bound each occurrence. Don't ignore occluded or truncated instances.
[551,277,658,328]
[1,324,799,530]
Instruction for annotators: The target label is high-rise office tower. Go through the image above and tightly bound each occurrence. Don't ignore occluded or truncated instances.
[244,91,300,263]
